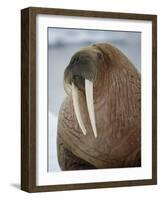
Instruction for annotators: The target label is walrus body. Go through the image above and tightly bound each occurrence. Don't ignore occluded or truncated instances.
[57,43,141,170]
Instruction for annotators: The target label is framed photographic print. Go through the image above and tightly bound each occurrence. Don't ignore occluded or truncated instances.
[21,7,157,192]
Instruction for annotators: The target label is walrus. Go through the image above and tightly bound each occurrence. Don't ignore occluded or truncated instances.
[57,43,141,170]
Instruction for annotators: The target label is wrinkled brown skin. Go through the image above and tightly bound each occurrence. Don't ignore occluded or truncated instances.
[57,43,141,170]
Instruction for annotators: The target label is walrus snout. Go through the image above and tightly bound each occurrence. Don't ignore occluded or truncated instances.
[64,52,98,92]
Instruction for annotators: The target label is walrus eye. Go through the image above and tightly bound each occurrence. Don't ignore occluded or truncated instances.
[97,52,102,60]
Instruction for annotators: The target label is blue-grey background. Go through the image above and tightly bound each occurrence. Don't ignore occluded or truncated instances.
[48,28,141,172]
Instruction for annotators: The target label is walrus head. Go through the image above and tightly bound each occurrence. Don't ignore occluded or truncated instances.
[63,43,139,139]
[63,44,106,138]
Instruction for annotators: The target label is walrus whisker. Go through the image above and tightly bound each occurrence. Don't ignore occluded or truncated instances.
[72,82,87,136]
[85,79,98,138]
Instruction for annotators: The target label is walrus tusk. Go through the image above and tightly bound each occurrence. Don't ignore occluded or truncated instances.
[72,82,87,136]
[85,79,98,138]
